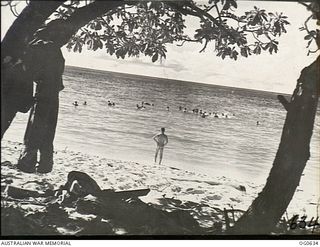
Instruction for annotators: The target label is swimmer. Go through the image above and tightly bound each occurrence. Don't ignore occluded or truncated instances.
[257,121,260,126]
[137,104,145,110]
[112,102,115,106]
[179,106,182,111]
[83,101,87,105]
[73,101,78,106]
[183,108,187,113]
[166,106,170,111]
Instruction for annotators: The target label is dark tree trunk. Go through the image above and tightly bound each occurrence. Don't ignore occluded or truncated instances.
[1,1,126,139]
[38,1,128,45]
[1,1,64,138]
[17,45,65,173]
[1,1,64,59]
[230,56,320,234]
[2,1,127,172]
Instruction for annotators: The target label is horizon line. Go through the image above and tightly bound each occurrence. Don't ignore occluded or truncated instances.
[65,64,292,97]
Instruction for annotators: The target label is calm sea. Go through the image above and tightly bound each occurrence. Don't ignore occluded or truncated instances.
[4,65,320,186]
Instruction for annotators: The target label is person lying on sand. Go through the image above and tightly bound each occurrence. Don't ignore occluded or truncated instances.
[2,169,201,235]
[0,170,134,202]
[153,128,168,165]
[52,171,150,203]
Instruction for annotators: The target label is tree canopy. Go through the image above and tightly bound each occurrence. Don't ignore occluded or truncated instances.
[2,0,294,62]
[60,0,291,61]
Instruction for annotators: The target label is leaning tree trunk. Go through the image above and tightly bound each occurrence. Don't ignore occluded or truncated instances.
[1,1,126,139]
[2,1,131,172]
[230,56,320,234]
[1,1,64,139]
[1,1,64,59]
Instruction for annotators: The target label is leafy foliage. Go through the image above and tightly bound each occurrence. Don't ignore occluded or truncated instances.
[5,0,291,62]
[298,1,320,56]
[58,1,290,61]
[65,2,186,61]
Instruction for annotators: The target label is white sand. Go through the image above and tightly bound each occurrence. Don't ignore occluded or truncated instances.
[1,140,319,229]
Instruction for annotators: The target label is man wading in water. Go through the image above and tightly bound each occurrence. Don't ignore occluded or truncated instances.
[153,128,168,165]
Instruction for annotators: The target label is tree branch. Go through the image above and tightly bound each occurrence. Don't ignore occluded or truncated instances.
[215,4,222,23]
[251,32,268,45]
[199,38,209,52]
[1,1,65,59]
[185,2,224,28]
[277,95,290,111]
[164,1,206,21]
[9,2,19,17]
[44,1,136,47]
[165,1,237,44]
[176,37,203,46]
[307,47,320,55]
[205,4,216,13]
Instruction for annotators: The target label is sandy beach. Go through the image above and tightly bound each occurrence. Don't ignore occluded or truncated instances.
[1,139,319,235]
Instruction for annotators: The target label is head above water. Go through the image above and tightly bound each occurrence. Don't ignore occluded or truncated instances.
[161,128,165,133]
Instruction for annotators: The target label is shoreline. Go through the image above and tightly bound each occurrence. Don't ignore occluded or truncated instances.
[1,139,319,233]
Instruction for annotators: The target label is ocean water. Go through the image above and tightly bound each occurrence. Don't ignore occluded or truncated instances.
[4,66,320,188]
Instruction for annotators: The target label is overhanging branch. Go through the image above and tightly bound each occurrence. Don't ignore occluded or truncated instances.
[1,1,65,59]
[45,1,137,47]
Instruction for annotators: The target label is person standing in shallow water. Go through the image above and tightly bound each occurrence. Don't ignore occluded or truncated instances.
[153,128,168,165]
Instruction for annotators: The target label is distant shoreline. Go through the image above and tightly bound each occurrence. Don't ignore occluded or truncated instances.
[64,65,292,97]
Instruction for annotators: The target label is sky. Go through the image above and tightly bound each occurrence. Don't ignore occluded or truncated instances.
[1,1,319,94]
